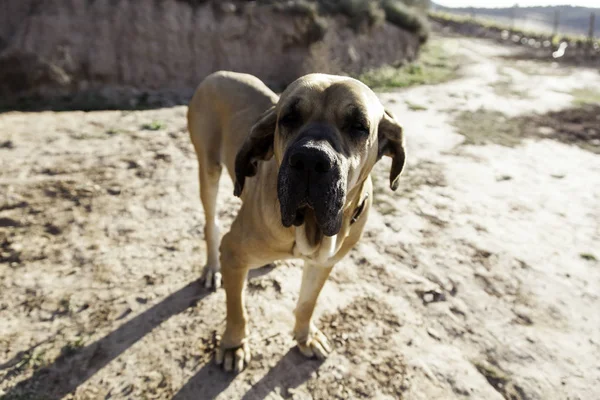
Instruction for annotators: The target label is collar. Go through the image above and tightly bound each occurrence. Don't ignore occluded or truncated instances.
[350,192,369,225]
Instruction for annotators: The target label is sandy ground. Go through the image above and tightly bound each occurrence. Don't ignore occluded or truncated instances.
[1,37,599,400]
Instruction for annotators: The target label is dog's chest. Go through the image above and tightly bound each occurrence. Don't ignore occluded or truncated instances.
[293,225,340,265]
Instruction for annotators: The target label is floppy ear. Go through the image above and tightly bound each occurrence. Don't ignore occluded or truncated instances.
[377,109,406,191]
[234,105,277,197]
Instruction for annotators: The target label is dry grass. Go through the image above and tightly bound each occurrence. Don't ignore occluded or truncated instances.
[358,39,460,90]
[453,109,525,147]
[453,105,600,154]
[571,88,600,106]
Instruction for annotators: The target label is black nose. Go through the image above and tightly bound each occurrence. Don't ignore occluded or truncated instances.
[289,148,332,175]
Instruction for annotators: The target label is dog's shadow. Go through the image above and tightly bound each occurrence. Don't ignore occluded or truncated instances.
[3,280,209,399]
[173,347,324,400]
[4,265,320,400]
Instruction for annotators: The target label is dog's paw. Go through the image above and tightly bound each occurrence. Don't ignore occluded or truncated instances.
[215,342,251,373]
[201,265,222,290]
[295,328,332,360]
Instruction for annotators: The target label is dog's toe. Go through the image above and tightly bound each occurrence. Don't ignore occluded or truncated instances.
[215,342,251,373]
[206,271,222,289]
[201,266,222,290]
[297,329,332,360]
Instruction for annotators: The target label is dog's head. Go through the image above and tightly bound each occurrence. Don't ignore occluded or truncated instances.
[234,74,406,237]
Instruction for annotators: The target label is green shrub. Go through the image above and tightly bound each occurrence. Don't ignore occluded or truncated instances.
[272,0,318,17]
[317,0,384,31]
[264,0,430,39]
[382,0,429,42]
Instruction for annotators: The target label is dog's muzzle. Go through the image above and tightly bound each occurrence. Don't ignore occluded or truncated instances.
[278,134,346,237]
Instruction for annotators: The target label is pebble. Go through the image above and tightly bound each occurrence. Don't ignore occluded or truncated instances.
[427,328,442,341]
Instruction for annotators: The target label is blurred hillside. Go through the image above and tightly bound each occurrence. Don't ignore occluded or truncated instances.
[432,3,599,36]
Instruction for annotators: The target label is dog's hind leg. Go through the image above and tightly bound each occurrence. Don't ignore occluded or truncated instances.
[198,154,223,289]
[188,91,224,290]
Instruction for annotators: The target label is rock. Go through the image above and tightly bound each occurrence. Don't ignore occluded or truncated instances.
[107,187,122,195]
[417,288,446,305]
[0,140,14,149]
[427,327,442,341]
[0,217,21,227]
[44,223,62,235]
[0,49,71,100]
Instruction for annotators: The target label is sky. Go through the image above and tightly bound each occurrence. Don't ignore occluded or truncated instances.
[435,0,600,7]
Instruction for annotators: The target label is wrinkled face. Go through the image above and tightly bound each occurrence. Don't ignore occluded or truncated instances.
[275,75,384,236]
[234,74,406,237]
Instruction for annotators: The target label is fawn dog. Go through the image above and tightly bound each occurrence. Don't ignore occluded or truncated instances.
[187,71,406,372]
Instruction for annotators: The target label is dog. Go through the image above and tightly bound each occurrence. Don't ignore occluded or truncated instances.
[187,71,406,372]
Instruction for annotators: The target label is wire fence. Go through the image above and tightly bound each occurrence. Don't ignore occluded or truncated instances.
[430,6,599,61]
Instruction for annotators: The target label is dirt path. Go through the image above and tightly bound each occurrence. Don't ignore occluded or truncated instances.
[1,37,599,400]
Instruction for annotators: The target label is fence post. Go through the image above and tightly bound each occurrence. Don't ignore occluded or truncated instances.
[590,12,596,57]
[510,6,515,33]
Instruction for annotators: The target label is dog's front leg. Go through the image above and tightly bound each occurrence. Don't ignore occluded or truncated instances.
[215,233,251,373]
[293,262,333,359]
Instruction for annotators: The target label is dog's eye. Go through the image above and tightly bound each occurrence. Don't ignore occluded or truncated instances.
[345,108,369,137]
[347,119,369,137]
[279,111,300,128]
[352,122,369,134]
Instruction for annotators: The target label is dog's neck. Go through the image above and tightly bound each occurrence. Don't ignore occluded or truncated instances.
[292,179,369,265]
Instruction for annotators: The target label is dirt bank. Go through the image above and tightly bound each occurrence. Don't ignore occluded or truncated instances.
[0,0,421,110]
